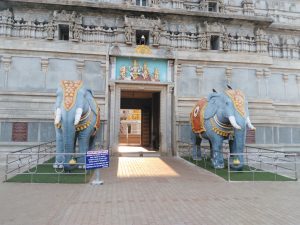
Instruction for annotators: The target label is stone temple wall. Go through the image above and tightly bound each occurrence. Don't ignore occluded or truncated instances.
[0,0,300,152]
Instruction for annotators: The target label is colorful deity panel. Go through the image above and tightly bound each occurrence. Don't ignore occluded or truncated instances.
[116,57,167,82]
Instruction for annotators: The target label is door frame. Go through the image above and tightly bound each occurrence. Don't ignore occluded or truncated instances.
[108,82,173,156]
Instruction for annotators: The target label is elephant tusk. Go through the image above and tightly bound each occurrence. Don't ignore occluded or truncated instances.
[246,117,256,130]
[229,116,241,130]
[54,108,61,125]
[74,108,83,125]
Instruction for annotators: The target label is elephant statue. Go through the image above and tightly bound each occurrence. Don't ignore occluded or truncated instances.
[190,87,255,170]
[53,80,101,170]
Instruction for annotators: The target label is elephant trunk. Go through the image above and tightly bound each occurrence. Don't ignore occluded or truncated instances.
[231,128,246,171]
[62,111,77,169]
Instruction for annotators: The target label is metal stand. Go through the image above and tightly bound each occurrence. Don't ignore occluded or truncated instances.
[91,168,103,185]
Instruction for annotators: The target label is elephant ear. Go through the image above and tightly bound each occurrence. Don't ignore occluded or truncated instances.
[204,93,220,119]
[86,89,98,115]
[225,89,246,117]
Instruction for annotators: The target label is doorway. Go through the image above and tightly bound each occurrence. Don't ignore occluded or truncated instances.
[120,90,160,150]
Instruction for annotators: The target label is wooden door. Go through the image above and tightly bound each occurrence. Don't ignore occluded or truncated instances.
[141,110,150,147]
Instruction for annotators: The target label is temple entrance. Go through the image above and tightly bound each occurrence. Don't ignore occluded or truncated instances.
[120,90,160,150]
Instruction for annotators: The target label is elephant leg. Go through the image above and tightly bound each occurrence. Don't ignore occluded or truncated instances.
[190,132,202,161]
[54,128,64,168]
[210,139,224,169]
[209,140,213,159]
[78,127,96,168]
[88,129,97,150]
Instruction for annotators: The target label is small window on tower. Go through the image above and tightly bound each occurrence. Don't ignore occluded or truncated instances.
[208,2,217,12]
[58,24,69,41]
[136,30,149,45]
[136,0,147,6]
[210,36,220,50]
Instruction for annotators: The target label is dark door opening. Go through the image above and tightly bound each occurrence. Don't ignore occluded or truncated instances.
[120,90,160,150]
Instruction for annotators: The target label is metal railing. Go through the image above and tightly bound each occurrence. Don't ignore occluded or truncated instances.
[4,141,92,183]
[5,141,55,181]
[177,140,298,181]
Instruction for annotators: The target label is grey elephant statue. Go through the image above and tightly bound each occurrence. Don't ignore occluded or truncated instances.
[190,87,255,170]
[53,80,100,170]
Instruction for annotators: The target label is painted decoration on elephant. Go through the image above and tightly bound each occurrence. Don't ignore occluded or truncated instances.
[61,80,83,111]
[190,98,208,133]
[116,57,167,82]
[225,89,245,117]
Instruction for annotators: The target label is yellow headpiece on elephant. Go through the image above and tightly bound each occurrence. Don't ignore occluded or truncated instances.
[61,80,83,111]
[225,89,246,117]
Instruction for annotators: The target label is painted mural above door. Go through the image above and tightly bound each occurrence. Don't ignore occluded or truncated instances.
[116,57,167,82]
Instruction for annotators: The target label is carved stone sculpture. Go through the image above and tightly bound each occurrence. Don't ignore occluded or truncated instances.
[54,80,101,170]
[124,25,133,44]
[46,20,55,40]
[222,33,230,51]
[72,23,82,41]
[152,24,161,46]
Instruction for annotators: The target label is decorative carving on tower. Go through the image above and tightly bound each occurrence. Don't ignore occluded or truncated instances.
[52,10,82,24]
[199,0,224,13]
[151,0,161,8]
[125,15,161,29]
[255,28,268,53]
[242,0,255,15]
[0,9,13,22]
[124,0,134,5]
[0,9,14,37]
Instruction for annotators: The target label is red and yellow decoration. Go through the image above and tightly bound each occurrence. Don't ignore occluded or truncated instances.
[190,98,208,133]
[225,89,246,117]
[94,105,101,131]
[61,80,83,111]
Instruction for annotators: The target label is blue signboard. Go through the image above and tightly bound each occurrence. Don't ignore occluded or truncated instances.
[116,57,168,82]
[86,150,109,170]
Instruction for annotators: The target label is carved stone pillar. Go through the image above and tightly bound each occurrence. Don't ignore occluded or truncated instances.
[263,69,271,98]
[282,73,289,99]
[196,66,204,95]
[2,56,12,88]
[108,82,116,152]
[167,60,174,82]
[225,67,232,85]
[296,75,300,98]
[76,60,85,80]
[256,69,263,97]
[176,64,182,76]
[41,58,48,73]
[41,58,49,88]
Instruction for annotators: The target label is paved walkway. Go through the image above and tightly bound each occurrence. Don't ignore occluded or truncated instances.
[1,156,300,225]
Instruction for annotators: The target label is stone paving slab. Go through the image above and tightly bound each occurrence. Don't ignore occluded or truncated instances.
[0,156,300,225]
